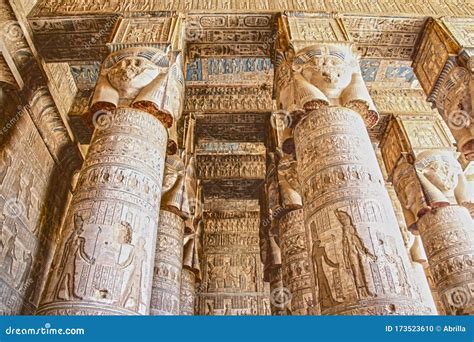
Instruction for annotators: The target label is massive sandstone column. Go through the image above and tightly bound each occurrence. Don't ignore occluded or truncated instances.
[37,47,184,315]
[276,43,425,315]
[271,112,315,315]
[392,151,474,315]
[150,147,189,315]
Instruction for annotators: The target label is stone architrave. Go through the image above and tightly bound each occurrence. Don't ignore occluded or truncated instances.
[37,47,184,315]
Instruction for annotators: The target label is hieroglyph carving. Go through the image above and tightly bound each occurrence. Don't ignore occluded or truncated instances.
[417,206,474,315]
[150,210,184,315]
[32,0,474,17]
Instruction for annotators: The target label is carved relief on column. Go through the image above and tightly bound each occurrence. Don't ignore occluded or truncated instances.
[279,208,315,315]
[417,206,474,315]
[150,210,184,315]
[180,267,196,315]
[413,18,474,160]
[37,107,168,315]
[268,267,287,316]
[275,41,426,315]
[37,47,184,315]
[386,183,438,314]
[294,107,424,315]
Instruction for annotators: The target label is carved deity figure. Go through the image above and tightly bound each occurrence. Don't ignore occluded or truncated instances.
[335,209,376,299]
[91,48,184,128]
[276,44,378,127]
[16,250,32,290]
[119,237,147,312]
[277,154,303,210]
[311,237,340,309]
[54,213,95,300]
[415,150,473,207]
[161,154,188,215]
[392,160,428,228]
[1,231,17,276]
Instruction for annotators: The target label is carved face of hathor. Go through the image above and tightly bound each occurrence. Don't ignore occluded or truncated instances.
[423,160,457,191]
[107,57,161,98]
[301,55,353,94]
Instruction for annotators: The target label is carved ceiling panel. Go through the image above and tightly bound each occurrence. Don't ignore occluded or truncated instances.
[31,0,474,17]
[204,198,260,212]
[186,57,273,85]
[195,113,268,142]
[342,15,427,60]
[361,59,419,88]
[197,154,266,180]
[184,85,273,113]
[185,13,275,59]
[202,179,265,199]
[29,15,119,62]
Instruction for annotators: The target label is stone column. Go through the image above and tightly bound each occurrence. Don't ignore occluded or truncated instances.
[267,267,286,315]
[279,208,315,315]
[277,43,425,315]
[150,209,185,315]
[405,150,474,315]
[37,47,184,315]
[150,144,191,315]
[179,267,196,315]
[392,150,474,315]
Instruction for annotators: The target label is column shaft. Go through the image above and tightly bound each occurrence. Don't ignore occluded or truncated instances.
[279,208,315,315]
[38,108,167,315]
[179,268,196,315]
[294,107,424,315]
[150,210,184,315]
[417,206,474,315]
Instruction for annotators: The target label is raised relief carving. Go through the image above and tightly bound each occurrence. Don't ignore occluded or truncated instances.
[276,44,378,127]
[91,48,184,128]
[415,150,474,208]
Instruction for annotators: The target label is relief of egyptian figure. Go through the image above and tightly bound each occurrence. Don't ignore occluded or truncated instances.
[335,209,377,299]
[90,48,184,128]
[277,153,303,210]
[310,222,341,309]
[53,214,95,301]
[118,237,147,312]
[392,159,429,229]
[1,229,17,276]
[415,150,474,208]
[15,250,33,291]
[161,154,189,216]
